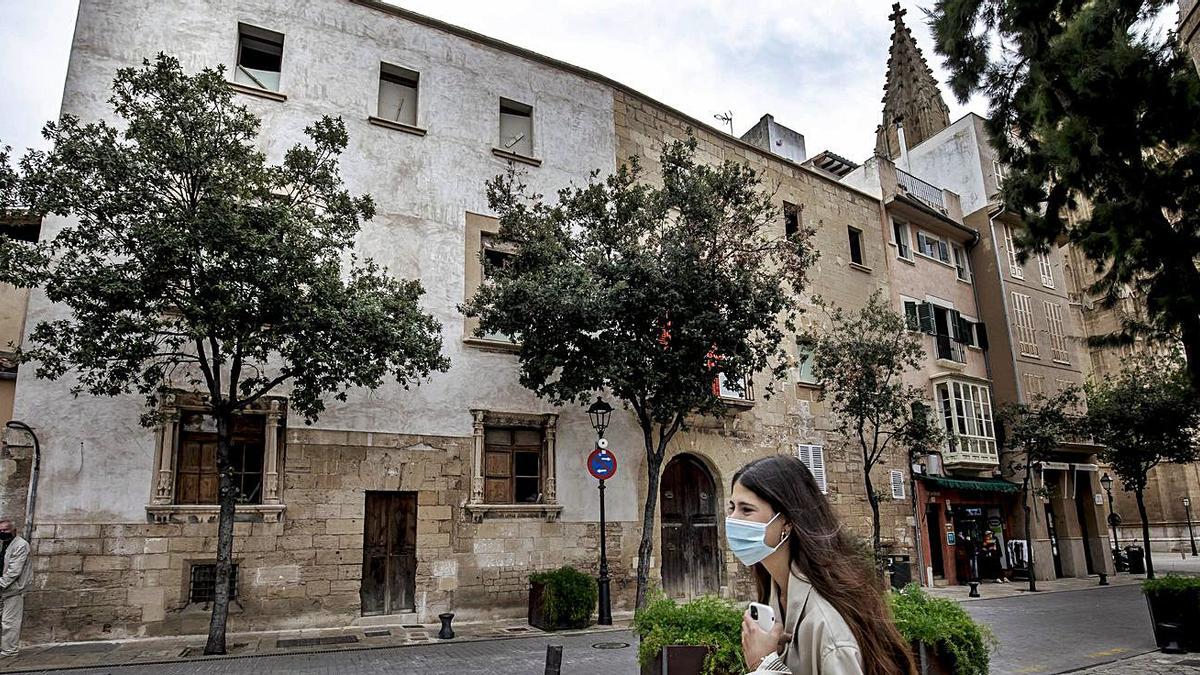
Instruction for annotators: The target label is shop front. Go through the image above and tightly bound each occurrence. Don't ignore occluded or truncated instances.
[915,475,1021,586]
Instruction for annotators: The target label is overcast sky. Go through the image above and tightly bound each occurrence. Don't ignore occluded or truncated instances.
[0,1,990,163]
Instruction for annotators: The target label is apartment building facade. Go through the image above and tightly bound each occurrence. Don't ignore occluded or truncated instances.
[0,0,911,643]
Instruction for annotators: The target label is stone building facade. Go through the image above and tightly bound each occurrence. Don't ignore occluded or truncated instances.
[1,0,914,645]
[1181,0,1200,76]
[1061,204,1200,554]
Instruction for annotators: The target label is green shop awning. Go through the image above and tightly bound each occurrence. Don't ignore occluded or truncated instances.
[916,475,1021,493]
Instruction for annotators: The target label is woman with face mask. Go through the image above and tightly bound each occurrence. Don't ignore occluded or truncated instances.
[728,455,915,675]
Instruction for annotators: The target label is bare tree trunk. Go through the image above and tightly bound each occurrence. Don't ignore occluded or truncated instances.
[1135,487,1155,579]
[864,463,882,555]
[204,410,237,655]
[1023,454,1037,592]
[635,431,664,611]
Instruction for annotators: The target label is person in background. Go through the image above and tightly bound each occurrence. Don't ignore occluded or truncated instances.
[0,520,32,658]
[730,455,915,675]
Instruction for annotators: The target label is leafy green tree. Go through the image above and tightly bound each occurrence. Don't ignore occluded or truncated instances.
[929,0,1200,383]
[463,136,816,608]
[1086,353,1200,578]
[804,292,940,556]
[0,55,449,653]
[996,387,1082,591]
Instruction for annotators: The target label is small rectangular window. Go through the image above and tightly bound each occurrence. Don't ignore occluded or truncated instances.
[848,227,864,266]
[235,24,284,92]
[483,427,544,504]
[916,231,950,263]
[953,244,971,282]
[1005,225,1024,279]
[784,202,800,238]
[1038,252,1055,288]
[499,98,533,157]
[717,373,753,401]
[892,220,911,260]
[377,63,419,127]
[903,300,920,331]
[796,444,827,494]
[890,470,905,500]
[795,339,818,385]
[189,563,239,604]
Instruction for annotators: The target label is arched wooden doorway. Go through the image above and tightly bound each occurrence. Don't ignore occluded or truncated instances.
[660,454,720,598]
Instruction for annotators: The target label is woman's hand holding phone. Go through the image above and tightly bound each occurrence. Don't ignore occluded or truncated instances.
[741,603,786,671]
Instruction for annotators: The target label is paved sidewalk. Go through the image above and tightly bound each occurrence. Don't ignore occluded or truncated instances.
[925,572,1143,602]
[0,615,635,673]
[1068,651,1200,674]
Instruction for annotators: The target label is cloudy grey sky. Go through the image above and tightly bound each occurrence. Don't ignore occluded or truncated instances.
[0,0,989,162]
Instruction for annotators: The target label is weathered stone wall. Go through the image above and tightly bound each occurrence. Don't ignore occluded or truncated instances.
[22,428,636,642]
[611,88,916,571]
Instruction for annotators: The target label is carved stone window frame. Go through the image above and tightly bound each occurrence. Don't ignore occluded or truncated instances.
[146,391,287,523]
[465,409,561,522]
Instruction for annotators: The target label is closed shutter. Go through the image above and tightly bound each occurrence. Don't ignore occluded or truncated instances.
[797,444,827,494]
[890,469,905,500]
[949,309,963,342]
[917,302,936,335]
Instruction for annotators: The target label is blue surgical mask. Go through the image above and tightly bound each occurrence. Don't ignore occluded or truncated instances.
[725,512,789,566]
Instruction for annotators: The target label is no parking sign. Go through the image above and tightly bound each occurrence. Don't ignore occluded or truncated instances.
[587,447,617,481]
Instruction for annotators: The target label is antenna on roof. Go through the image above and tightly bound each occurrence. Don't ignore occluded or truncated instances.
[714,111,734,135]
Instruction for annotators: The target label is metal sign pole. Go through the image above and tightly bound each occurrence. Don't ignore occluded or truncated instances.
[598,477,612,625]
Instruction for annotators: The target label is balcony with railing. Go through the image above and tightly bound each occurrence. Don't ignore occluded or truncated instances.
[895,168,947,213]
[934,334,967,364]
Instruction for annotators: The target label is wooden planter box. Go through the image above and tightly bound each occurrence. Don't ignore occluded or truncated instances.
[1145,588,1200,652]
[640,645,714,675]
[528,580,594,632]
[911,640,955,675]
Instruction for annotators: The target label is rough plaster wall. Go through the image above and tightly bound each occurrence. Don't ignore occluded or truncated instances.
[904,116,989,216]
[13,0,637,523]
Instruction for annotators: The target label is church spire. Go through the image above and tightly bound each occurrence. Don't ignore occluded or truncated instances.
[874,2,951,159]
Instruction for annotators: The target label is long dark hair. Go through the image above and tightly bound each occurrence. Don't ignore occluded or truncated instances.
[732,455,915,675]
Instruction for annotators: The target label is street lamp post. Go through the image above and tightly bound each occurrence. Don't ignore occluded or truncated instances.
[4,421,41,542]
[587,397,614,626]
[1100,473,1121,572]
[1184,498,1198,558]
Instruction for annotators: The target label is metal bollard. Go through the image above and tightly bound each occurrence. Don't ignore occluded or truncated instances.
[543,645,563,675]
[968,581,980,598]
[437,612,455,639]
[1099,573,1109,586]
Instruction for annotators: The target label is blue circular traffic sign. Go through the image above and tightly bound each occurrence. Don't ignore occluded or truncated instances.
[588,447,617,481]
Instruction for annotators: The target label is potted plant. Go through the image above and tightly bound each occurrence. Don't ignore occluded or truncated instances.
[528,566,598,631]
[1142,575,1200,652]
[888,585,997,675]
[633,595,744,675]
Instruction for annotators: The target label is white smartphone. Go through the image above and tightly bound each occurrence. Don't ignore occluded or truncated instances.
[748,602,775,633]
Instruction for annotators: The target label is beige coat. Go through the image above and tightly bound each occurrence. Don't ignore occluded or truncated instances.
[753,572,863,675]
[0,537,32,598]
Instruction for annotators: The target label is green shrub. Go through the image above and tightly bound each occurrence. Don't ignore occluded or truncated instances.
[888,585,997,675]
[632,594,744,675]
[529,566,598,629]
[1142,574,1200,595]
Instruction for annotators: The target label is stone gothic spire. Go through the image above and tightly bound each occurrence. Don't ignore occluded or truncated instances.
[874,2,951,159]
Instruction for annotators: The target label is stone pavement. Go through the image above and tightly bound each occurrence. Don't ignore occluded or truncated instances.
[7,629,643,675]
[1068,652,1200,674]
[0,616,636,673]
[925,572,1143,603]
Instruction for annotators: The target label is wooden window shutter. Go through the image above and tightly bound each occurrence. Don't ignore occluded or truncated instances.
[797,444,827,494]
[917,303,936,335]
[890,469,905,500]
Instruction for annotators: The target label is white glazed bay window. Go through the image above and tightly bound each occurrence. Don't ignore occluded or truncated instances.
[935,379,998,465]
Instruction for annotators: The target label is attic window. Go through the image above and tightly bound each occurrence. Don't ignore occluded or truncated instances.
[377,63,419,127]
[499,98,534,157]
[784,203,800,238]
[234,24,284,92]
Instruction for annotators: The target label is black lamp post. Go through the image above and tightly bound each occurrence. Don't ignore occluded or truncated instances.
[587,397,614,626]
[4,421,41,542]
[1184,497,1198,558]
[1100,473,1121,571]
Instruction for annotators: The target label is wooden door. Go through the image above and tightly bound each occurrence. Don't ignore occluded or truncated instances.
[660,455,720,598]
[360,492,417,615]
